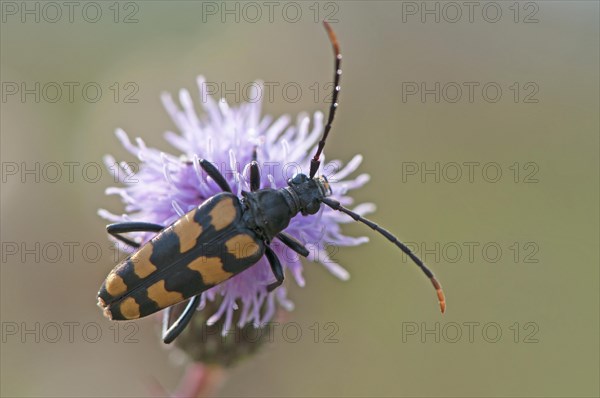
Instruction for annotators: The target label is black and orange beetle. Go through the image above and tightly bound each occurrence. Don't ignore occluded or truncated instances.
[98,22,446,344]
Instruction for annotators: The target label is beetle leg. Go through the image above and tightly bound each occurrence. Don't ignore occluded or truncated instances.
[199,159,232,193]
[265,246,285,292]
[107,222,165,248]
[276,232,309,257]
[162,295,201,344]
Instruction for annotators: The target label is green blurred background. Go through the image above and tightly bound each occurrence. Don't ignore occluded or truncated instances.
[1,1,598,397]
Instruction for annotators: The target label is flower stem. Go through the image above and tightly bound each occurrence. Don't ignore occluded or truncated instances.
[173,363,227,398]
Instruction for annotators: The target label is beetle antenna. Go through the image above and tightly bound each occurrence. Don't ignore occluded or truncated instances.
[321,197,446,313]
[309,21,342,179]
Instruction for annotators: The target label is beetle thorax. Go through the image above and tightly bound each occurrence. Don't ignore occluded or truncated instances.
[242,189,294,242]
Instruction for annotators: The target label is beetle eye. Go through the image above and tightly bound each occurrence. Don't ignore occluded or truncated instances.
[303,199,321,215]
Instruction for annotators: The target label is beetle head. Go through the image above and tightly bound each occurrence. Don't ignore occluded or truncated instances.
[287,174,332,215]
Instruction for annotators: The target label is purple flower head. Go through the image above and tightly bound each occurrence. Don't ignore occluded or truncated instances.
[99,76,373,334]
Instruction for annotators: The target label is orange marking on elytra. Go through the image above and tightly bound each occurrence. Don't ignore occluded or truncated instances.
[105,272,127,297]
[188,256,233,285]
[131,243,157,278]
[225,234,260,259]
[147,280,184,309]
[209,197,236,231]
[173,209,203,253]
[119,297,140,319]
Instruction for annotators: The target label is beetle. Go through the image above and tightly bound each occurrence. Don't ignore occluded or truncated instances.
[98,21,446,344]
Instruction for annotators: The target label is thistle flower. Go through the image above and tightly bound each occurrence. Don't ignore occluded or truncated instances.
[99,76,373,335]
